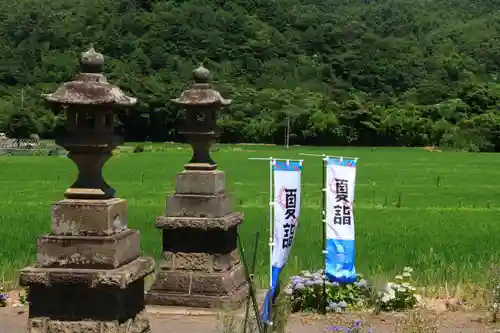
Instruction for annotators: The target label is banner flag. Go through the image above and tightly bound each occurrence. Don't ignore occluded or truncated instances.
[325,157,358,284]
[261,160,303,324]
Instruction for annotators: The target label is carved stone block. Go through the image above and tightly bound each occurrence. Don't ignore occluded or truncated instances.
[166,194,232,218]
[36,229,140,269]
[51,198,128,236]
[175,170,225,195]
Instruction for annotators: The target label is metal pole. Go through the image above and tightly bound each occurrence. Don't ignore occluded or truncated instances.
[267,158,274,329]
[322,156,328,315]
[299,153,359,160]
[249,157,303,162]
[237,232,264,333]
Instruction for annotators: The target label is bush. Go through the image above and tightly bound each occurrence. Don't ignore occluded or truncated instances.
[285,269,371,313]
[284,267,421,313]
[377,267,420,311]
[133,144,145,153]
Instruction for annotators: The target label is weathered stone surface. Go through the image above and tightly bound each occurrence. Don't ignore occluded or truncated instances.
[175,252,212,271]
[213,249,240,271]
[36,229,140,269]
[149,271,192,293]
[27,318,47,333]
[51,198,128,236]
[27,310,150,333]
[166,193,232,218]
[149,263,246,295]
[175,170,225,195]
[47,320,101,333]
[20,257,155,288]
[159,249,239,272]
[146,283,248,309]
[155,212,243,230]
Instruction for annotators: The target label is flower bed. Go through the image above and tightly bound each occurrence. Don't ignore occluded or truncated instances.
[285,267,420,313]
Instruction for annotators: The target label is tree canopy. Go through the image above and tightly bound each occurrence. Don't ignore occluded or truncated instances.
[2,0,500,151]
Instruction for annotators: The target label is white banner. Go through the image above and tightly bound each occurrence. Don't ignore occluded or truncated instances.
[271,160,303,269]
[261,160,303,323]
[325,157,358,283]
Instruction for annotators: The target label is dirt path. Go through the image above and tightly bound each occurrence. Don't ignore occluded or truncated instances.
[1,306,498,333]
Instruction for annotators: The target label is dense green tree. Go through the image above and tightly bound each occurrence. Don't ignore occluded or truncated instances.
[1,0,500,151]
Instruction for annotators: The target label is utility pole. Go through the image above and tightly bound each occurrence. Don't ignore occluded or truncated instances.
[285,116,290,149]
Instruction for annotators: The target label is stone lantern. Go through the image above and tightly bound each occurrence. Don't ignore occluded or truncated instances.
[176,64,230,170]
[19,45,154,333]
[146,65,248,308]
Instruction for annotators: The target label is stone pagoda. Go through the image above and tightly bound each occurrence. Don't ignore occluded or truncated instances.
[19,45,154,333]
[146,65,248,308]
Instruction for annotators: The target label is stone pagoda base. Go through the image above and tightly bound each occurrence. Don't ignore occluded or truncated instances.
[145,170,248,309]
[20,198,155,333]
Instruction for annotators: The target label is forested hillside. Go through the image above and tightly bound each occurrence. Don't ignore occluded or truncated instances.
[1,0,500,150]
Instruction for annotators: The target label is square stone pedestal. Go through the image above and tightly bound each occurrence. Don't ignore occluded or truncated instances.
[145,170,248,309]
[21,198,155,333]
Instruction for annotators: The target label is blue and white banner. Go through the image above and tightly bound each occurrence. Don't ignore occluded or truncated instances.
[261,160,303,323]
[325,157,358,284]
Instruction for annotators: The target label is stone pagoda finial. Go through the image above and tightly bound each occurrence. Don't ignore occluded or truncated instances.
[42,44,136,106]
[192,64,211,84]
[80,43,105,73]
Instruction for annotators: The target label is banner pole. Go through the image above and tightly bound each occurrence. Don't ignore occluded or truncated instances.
[268,157,274,329]
[322,155,327,315]
[237,232,264,333]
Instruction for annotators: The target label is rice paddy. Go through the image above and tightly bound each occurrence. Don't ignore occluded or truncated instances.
[1,143,500,289]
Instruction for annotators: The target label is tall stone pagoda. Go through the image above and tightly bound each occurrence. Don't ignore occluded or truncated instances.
[146,65,248,308]
[19,45,154,333]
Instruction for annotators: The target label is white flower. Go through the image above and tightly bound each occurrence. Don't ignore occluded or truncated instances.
[404,267,413,273]
[402,282,410,288]
[392,283,401,289]
[388,289,396,299]
[381,294,391,303]
[414,294,422,303]
[395,275,403,280]
[398,287,406,292]
[409,286,416,292]
[402,272,411,278]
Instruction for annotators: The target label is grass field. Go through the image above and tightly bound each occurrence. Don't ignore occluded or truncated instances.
[1,143,500,289]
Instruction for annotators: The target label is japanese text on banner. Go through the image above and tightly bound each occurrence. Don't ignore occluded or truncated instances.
[272,161,302,268]
[261,160,303,324]
[325,157,357,283]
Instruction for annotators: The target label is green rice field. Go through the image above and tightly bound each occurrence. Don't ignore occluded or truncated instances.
[1,143,500,289]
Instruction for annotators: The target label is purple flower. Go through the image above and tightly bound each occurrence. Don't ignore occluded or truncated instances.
[295,283,305,290]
